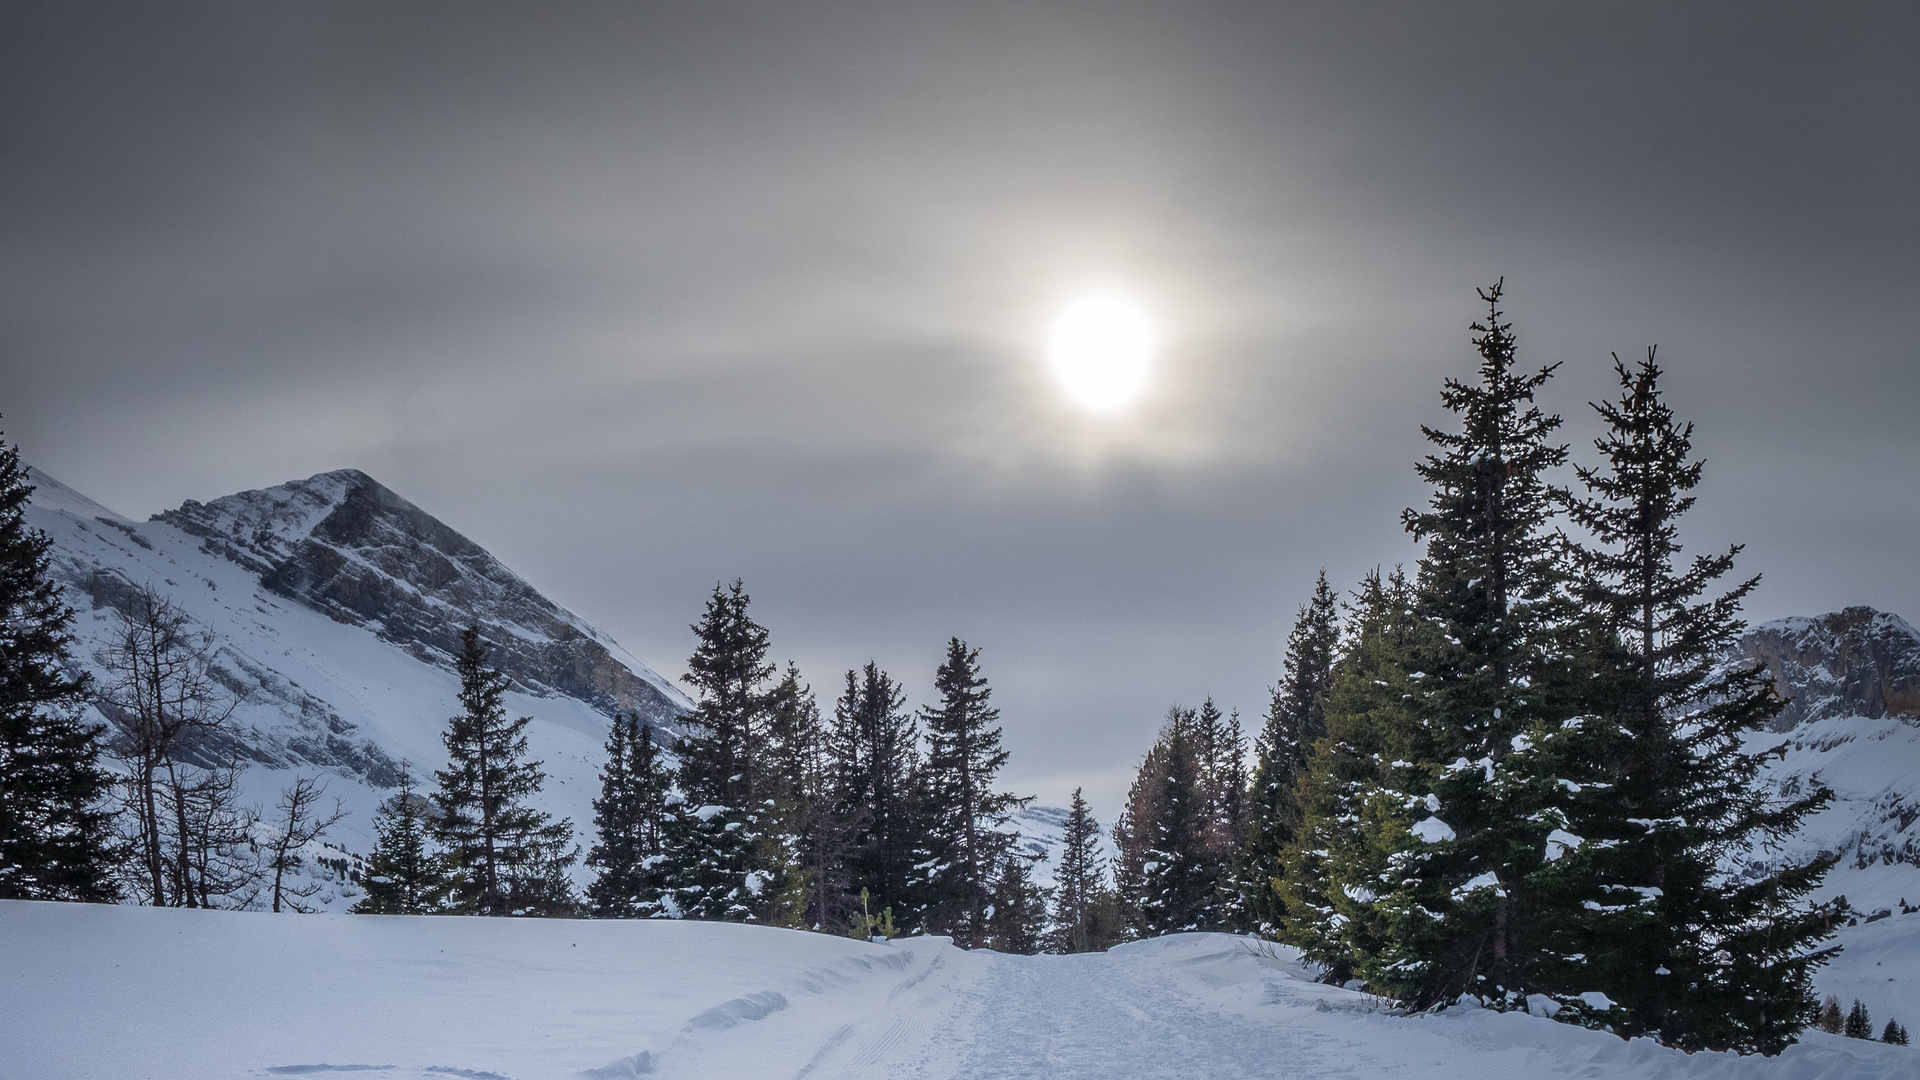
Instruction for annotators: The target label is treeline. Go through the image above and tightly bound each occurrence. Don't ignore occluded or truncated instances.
[0,422,1084,943]
[1097,283,1857,1054]
[356,584,1078,950]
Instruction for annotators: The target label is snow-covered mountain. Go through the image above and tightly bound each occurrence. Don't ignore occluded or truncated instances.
[1733,609,1920,914]
[26,465,693,898]
[1725,609,1920,1028]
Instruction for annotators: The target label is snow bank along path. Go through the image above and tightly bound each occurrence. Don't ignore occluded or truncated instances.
[2,901,1910,1080]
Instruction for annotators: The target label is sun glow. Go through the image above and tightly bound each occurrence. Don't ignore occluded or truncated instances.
[1047,293,1154,412]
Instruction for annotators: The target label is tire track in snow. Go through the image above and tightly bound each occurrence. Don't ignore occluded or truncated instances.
[799,948,965,1080]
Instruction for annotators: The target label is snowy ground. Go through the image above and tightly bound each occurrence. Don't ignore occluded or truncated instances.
[4,901,1912,1080]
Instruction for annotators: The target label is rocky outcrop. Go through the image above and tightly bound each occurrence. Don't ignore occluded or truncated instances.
[156,469,686,728]
[1731,607,1920,731]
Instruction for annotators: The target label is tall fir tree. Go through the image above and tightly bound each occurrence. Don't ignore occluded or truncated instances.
[586,714,671,918]
[434,624,577,916]
[1049,788,1112,953]
[830,661,924,928]
[680,580,774,813]
[919,638,1026,947]
[1279,567,1433,985]
[1550,352,1836,1052]
[1210,704,1250,930]
[663,581,797,923]
[982,852,1050,955]
[0,444,118,901]
[353,769,449,914]
[1191,698,1244,859]
[767,662,860,930]
[1115,707,1225,935]
[1282,287,1579,1003]
[1245,571,1338,933]
[764,663,820,819]
[1362,281,1579,1008]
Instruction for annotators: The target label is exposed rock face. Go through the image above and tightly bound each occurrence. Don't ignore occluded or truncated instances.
[155,469,684,728]
[1732,607,1920,731]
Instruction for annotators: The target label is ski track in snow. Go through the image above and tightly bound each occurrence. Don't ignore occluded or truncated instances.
[5,902,1915,1080]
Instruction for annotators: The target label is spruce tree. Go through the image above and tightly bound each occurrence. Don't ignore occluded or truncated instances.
[768,662,859,930]
[1279,567,1433,985]
[764,663,819,818]
[353,769,449,914]
[1356,282,1576,1008]
[1845,1000,1873,1040]
[434,624,577,916]
[1146,715,1216,933]
[1211,705,1250,930]
[1049,788,1111,953]
[1552,352,1836,1052]
[1884,1020,1910,1046]
[662,581,795,923]
[680,580,774,814]
[1192,698,1245,864]
[919,638,1026,947]
[1245,571,1338,933]
[1116,707,1224,935]
[830,662,924,927]
[0,442,118,902]
[982,853,1050,955]
[586,714,670,918]
[1283,288,1577,1002]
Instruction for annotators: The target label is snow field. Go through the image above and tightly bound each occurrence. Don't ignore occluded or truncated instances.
[1816,910,1920,1047]
[4,901,1914,1080]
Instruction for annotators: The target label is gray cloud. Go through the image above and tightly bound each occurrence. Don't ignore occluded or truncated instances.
[4,1,1916,817]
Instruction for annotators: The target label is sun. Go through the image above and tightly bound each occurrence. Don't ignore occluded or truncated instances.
[1047,292,1154,412]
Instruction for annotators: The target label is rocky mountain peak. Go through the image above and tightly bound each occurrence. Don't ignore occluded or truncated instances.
[155,469,688,726]
[1733,606,1920,730]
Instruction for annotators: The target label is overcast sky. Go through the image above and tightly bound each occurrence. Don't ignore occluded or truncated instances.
[5,2,1916,818]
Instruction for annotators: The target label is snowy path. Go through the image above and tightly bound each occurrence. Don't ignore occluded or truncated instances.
[938,947,1338,1079]
[3,901,1913,1080]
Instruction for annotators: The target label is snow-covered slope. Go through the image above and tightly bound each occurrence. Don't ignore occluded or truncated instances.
[1728,609,1920,1028]
[1730,609,1920,908]
[1011,803,1101,890]
[25,466,693,895]
[3,900,1911,1080]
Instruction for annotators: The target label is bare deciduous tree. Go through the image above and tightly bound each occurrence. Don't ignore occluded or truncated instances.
[266,776,346,913]
[95,586,256,907]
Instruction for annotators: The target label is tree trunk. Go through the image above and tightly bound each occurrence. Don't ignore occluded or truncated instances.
[140,755,165,906]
